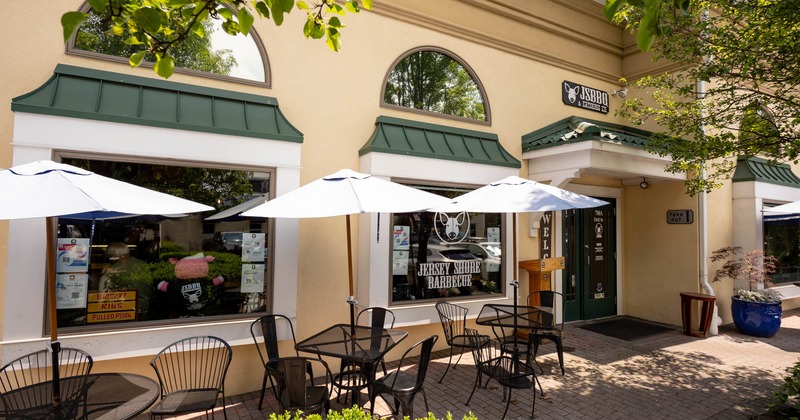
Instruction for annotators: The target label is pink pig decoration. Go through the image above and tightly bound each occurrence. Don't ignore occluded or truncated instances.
[169,253,215,279]
[157,252,223,293]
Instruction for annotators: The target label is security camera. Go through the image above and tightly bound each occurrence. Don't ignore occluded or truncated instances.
[612,88,628,98]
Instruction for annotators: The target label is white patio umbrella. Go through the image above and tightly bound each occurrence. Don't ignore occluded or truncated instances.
[430,176,608,347]
[0,160,214,405]
[763,201,800,214]
[242,169,450,326]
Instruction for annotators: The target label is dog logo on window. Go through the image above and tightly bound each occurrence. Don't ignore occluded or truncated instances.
[433,211,470,244]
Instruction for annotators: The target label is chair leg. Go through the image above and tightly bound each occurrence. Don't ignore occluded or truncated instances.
[222,391,228,420]
[501,389,512,420]
[466,370,480,405]
[438,346,455,383]
[258,372,268,410]
[555,337,565,375]
[530,380,538,419]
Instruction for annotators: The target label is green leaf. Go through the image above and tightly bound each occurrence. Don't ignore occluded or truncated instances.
[217,7,234,20]
[87,0,107,13]
[254,1,270,18]
[297,1,309,10]
[326,27,341,51]
[166,0,194,7]
[238,8,255,35]
[61,12,88,42]
[305,18,324,39]
[277,0,294,11]
[362,0,372,10]
[123,36,144,45]
[154,54,175,78]
[327,3,345,15]
[603,0,625,22]
[345,1,357,13]
[134,7,162,33]
[129,51,147,67]
[328,16,343,29]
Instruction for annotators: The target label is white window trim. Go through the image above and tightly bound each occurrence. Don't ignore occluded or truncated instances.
[3,112,301,363]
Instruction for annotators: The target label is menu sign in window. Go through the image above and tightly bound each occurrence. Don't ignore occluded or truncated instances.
[86,291,138,323]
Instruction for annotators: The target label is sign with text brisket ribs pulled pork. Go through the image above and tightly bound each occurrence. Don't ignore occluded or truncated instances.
[418,260,481,289]
[562,80,609,114]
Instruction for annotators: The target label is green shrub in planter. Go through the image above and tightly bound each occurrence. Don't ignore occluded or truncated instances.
[766,358,800,417]
[268,406,480,420]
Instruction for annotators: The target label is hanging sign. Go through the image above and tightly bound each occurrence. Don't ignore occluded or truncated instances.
[562,80,609,114]
[86,290,138,323]
[539,211,553,259]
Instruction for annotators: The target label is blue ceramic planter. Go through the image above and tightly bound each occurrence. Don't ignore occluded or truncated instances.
[731,297,782,338]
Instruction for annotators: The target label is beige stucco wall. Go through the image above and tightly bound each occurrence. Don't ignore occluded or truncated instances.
[1,0,758,398]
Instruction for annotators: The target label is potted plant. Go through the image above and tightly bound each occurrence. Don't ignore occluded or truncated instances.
[711,246,783,337]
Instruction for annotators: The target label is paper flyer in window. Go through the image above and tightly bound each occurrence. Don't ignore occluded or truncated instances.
[56,238,90,273]
[392,250,409,275]
[241,233,266,262]
[55,273,88,309]
[393,225,410,250]
[241,264,265,293]
[487,227,500,243]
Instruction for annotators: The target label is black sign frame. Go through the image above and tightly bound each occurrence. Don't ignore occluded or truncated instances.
[562,80,609,114]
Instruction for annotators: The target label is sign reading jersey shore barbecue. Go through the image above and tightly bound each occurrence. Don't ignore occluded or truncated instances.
[418,261,481,289]
[562,81,609,114]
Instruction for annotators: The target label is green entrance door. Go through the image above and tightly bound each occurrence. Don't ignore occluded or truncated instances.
[562,199,617,321]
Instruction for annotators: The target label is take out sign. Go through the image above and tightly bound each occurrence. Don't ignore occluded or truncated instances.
[86,290,137,323]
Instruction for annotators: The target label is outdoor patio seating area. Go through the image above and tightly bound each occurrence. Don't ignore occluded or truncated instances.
[145,309,800,419]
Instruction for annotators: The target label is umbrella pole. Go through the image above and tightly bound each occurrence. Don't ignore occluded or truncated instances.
[346,215,356,330]
[46,217,61,407]
[512,214,519,353]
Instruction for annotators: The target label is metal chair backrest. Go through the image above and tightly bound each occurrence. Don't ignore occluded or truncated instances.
[0,347,93,412]
[527,290,565,331]
[150,336,232,398]
[250,314,299,367]
[435,301,469,345]
[273,357,331,413]
[408,335,438,390]
[357,307,395,329]
[465,328,500,371]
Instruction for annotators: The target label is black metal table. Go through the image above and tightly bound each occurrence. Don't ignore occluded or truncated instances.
[476,303,547,364]
[296,324,407,405]
[0,372,159,420]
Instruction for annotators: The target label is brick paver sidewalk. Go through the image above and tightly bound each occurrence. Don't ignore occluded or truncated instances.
[151,309,800,419]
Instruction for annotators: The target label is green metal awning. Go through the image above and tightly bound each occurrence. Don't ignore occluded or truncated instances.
[12,64,303,143]
[522,116,654,152]
[732,156,800,187]
[359,116,520,168]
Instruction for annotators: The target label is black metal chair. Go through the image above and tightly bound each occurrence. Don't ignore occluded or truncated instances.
[149,336,232,419]
[368,335,438,419]
[465,328,538,420]
[0,347,93,418]
[527,290,566,375]
[434,301,472,383]
[333,307,395,404]
[250,314,316,411]
[270,357,332,417]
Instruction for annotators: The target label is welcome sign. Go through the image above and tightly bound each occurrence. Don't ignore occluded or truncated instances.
[562,80,609,114]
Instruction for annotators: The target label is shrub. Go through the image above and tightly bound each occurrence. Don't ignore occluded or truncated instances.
[268,407,480,420]
[767,358,800,417]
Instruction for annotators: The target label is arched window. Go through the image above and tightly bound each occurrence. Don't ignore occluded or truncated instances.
[739,102,781,155]
[67,2,270,87]
[382,47,490,123]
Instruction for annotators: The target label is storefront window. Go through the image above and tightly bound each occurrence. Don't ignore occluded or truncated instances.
[391,186,503,303]
[55,158,271,329]
[383,48,488,122]
[764,212,800,285]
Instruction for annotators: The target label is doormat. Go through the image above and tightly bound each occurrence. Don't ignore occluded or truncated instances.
[578,317,672,341]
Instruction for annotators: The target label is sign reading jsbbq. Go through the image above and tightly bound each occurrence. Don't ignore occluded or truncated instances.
[562,81,609,114]
[86,290,137,323]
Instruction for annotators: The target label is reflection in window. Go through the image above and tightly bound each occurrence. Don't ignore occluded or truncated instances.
[764,212,800,285]
[383,50,488,121]
[739,103,782,156]
[391,186,502,303]
[71,7,267,83]
[56,158,271,329]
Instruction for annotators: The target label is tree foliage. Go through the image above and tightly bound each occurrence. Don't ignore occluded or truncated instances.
[75,10,237,75]
[62,0,372,79]
[384,51,487,121]
[605,0,800,195]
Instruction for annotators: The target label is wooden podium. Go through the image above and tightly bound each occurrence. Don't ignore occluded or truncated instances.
[519,257,565,295]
